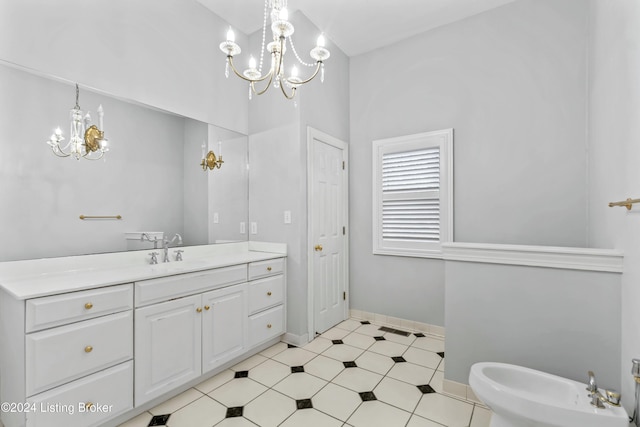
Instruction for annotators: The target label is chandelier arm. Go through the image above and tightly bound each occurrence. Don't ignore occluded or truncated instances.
[228,56,273,83]
[279,82,297,100]
[274,36,286,78]
[252,71,275,96]
[50,149,71,158]
[82,151,105,161]
[284,61,322,86]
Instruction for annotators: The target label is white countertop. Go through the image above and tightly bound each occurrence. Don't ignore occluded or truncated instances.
[0,241,286,300]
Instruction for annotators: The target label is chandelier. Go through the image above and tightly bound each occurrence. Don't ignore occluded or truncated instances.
[219,0,330,100]
[46,84,109,160]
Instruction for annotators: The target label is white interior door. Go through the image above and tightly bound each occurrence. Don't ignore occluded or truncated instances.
[308,128,348,336]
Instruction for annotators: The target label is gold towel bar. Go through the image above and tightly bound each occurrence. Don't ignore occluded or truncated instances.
[608,198,640,210]
[79,215,122,220]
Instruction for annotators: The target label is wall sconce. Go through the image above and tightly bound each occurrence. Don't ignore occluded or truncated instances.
[201,141,223,171]
[46,83,109,160]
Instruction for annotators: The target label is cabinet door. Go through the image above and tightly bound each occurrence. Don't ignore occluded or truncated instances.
[134,295,202,406]
[202,283,248,373]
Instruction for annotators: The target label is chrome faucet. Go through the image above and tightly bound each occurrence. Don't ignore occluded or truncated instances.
[162,233,182,262]
[587,371,598,394]
[140,233,159,249]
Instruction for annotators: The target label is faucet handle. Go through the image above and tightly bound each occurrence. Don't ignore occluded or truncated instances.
[174,250,184,261]
[587,370,598,393]
[149,252,159,265]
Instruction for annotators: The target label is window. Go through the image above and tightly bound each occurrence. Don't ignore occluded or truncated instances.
[372,129,453,258]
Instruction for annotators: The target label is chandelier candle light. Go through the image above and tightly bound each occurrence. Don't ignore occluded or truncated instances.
[219,0,330,99]
[46,84,109,160]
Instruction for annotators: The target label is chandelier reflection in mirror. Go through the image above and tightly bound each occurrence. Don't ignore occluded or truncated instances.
[219,0,330,100]
[46,83,109,160]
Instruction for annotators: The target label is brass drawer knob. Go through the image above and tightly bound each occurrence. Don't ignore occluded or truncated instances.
[267,323,272,329]
[85,402,94,410]
[84,302,93,310]
[196,307,203,313]
[205,305,211,311]
[85,345,93,353]
[267,291,272,296]
[267,266,272,271]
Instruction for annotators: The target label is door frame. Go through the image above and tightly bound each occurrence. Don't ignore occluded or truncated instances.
[307,126,350,340]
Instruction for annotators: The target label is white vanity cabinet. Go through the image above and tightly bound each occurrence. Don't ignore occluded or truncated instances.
[248,259,286,346]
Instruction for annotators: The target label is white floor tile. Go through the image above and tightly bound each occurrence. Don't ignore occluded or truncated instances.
[406,414,447,427]
[303,336,334,354]
[355,350,395,375]
[272,347,318,366]
[321,327,352,340]
[332,367,383,392]
[231,354,268,372]
[383,332,416,346]
[304,354,345,381]
[353,324,384,337]
[149,388,204,415]
[414,393,474,427]
[243,389,296,427]
[368,340,408,357]
[312,383,362,422]
[207,378,267,407]
[116,411,152,427]
[437,358,445,372]
[342,332,376,349]
[215,417,259,427]
[373,376,422,412]
[272,372,327,399]
[166,396,226,427]
[429,370,444,393]
[259,342,288,358]
[249,359,291,387]
[335,319,363,331]
[279,408,343,427]
[470,405,493,427]
[402,347,443,370]
[387,363,435,386]
[347,400,411,427]
[411,336,445,353]
[322,344,365,362]
[194,369,235,394]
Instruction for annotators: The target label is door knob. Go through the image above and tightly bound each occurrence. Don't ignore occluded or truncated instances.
[314,244,323,251]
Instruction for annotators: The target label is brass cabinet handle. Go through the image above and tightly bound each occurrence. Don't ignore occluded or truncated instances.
[84,345,93,353]
[267,291,272,296]
[196,307,202,313]
[204,305,211,310]
[267,323,272,329]
[314,244,323,251]
[84,302,93,310]
[267,266,272,271]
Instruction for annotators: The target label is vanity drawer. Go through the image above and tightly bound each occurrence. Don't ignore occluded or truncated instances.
[248,275,284,314]
[26,311,133,396]
[249,305,284,347]
[26,361,133,427]
[26,284,133,332]
[135,265,247,307]
[248,258,284,280]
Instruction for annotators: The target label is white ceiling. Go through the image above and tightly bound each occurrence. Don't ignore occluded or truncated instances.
[197,0,516,57]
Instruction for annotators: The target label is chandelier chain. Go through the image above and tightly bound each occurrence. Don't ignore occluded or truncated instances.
[288,36,315,68]
[258,0,268,73]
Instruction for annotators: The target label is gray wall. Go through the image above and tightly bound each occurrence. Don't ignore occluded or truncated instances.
[349,0,589,326]
[587,0,640,414]
[444,260,621,390]
[0,64,186,261]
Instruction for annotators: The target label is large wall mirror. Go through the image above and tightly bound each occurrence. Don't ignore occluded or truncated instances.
[0,61,248,262]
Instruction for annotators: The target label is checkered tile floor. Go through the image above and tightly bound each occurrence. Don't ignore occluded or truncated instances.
[118,319,492,427]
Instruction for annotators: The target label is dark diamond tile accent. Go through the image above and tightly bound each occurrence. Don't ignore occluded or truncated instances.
[288,344,297,348]
[234,370,249,378]
[360,321,371,324]
[373,336,386,341]
[148,414,171,426]
[343,361,357,368]
[332,339,344,345]
[414,332,426,337]
[291,366,305,373]
[378,326,410,337]
[392,356,406,363]
[225,407,244,418]
[359,391,377,402]
[417,384,436,394]
[437,351,445,358]
[296,399,313,409]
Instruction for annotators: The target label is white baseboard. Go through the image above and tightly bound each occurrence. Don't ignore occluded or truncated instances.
[282,332,309,347]
[348,309,445,337]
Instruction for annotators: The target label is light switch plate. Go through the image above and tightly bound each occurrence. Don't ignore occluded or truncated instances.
[213,212,219,224]
[250,222,258,235]
[240,222,246,234]
[284,210,291,224]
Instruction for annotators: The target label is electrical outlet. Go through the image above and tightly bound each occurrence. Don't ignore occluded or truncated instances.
[213,212,219,224]
[284,210,291,224]
[240,222,246,234]
[250,222,258,235]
